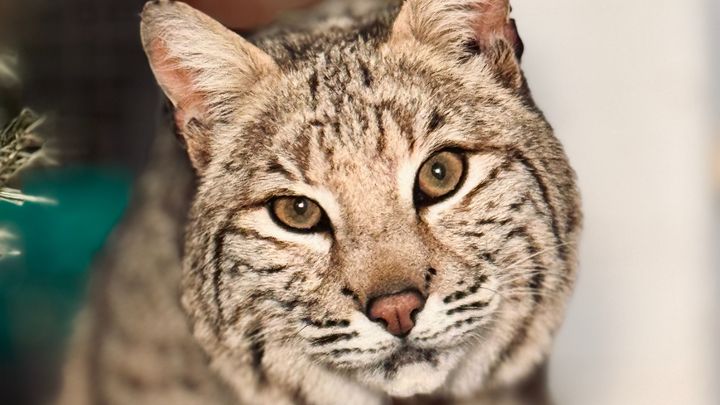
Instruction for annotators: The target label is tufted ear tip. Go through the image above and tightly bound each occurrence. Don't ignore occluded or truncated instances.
[471,1,524,61]
[389,0,525,89]
[140,0,191,34]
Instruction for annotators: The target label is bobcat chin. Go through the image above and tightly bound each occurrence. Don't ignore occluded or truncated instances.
[57,1,581,404]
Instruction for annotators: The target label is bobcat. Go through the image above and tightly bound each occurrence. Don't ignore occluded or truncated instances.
[57,0,581,404]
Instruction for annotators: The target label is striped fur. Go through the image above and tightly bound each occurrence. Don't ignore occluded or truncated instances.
[58,1,581,404]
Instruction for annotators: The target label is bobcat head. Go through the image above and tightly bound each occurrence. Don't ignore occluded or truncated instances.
[141,0,581,402]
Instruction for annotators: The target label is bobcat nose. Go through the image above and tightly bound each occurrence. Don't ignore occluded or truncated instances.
[367,290,425,337]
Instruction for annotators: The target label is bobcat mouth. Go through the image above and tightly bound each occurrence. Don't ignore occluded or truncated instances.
[380,345,438,378]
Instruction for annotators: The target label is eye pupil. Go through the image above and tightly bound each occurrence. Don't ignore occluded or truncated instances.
[293,198,308,215]
[431,163,446,180]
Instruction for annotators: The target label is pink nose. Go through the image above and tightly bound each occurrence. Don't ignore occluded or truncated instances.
[367,290,425,337]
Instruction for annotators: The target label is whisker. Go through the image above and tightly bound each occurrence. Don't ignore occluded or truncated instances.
[294,323,310,337]
[496,263,572,277]
[496,271,573,288]
[414,314,488,341]
[429,316,497,348]
[499,289,567,302]
[496,241,577,270]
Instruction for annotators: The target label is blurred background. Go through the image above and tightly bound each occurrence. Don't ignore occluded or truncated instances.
[0,0,717,404]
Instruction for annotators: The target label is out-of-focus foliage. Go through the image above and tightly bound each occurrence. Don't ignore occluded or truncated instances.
[0,54,53,261]
[0,109,53,205]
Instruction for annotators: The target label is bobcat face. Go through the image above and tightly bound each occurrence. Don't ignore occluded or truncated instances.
[142,0,581,401]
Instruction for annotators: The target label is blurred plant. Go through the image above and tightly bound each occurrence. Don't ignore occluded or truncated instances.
[1,53,54,260]
[0,109,53,205]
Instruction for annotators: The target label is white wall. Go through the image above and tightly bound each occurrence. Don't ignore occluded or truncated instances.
[513,1,717,404]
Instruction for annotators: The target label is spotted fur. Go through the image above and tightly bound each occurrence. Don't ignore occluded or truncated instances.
[57,1,581,404]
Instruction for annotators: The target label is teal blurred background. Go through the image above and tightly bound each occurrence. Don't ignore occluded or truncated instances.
[1,0,157,402]
[0,168,131,401]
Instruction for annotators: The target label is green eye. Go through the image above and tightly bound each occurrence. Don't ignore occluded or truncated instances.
[271,197,325,231]
[415,150,466,204]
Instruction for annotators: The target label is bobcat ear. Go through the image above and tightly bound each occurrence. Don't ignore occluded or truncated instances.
[389,0,524,89]
[140,0,278,170]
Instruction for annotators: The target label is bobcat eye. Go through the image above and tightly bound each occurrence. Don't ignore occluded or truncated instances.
[415,150,466,205]
[270,197,325,232]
